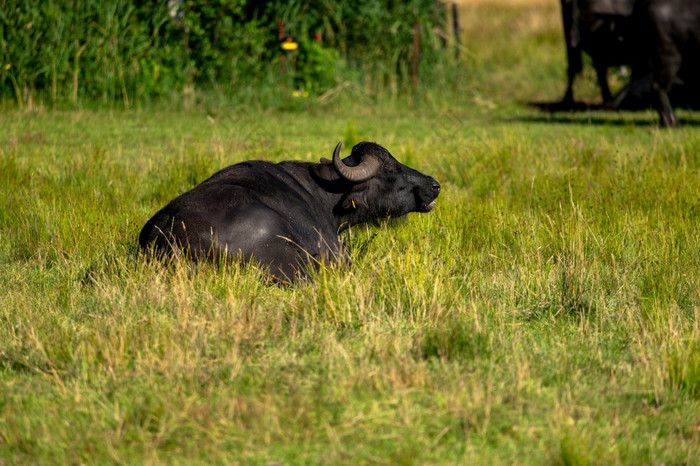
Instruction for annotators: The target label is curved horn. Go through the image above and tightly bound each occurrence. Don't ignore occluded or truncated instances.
[332,141,381,182]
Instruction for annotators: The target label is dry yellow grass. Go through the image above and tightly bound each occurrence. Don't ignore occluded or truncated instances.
[451,0,557,6]
[450,0,562,40]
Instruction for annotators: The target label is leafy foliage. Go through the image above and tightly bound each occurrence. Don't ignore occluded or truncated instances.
[0,0,449,107]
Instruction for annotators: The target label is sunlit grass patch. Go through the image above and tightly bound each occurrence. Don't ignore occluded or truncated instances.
[667,340,700,399]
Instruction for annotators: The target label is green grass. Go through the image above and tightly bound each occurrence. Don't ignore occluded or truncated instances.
[1,1,700,464]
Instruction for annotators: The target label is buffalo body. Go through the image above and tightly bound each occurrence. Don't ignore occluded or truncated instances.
[139,141,441,282]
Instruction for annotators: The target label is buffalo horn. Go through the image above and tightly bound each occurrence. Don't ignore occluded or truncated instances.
[332,141,381,182]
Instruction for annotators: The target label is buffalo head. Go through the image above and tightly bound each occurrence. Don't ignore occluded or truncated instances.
[322,141,441,228]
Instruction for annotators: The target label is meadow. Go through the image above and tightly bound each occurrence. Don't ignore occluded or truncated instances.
[1,0,699,464]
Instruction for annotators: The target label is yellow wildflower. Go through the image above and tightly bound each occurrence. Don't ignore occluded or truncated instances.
[281,38,298,51]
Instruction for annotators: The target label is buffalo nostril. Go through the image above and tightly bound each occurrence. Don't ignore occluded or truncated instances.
[431,181,441,193]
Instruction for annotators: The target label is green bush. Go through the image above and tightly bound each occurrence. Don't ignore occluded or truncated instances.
[250,0,449,92]
[0,0,450,107]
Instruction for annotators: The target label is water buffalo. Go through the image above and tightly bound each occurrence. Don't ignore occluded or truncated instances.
[559,0,700,126]
[559,0,637,106]
[634,0,700,127]
[139,141,441,282]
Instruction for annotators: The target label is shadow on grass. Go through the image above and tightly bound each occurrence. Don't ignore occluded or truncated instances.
[528,100,608,112]
[516,100,700,127]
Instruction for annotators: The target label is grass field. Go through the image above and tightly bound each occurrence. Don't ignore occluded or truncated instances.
[2,1,700,464]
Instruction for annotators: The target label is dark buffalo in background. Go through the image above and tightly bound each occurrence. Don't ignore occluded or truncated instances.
[139,141,441,283]
[558,0,700,126]
[634,0,700,126]
[559,0,637,106]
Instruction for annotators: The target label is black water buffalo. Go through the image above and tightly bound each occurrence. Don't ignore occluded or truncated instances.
[139,141,441,282]
[634,0,700,127]
[560,0,637,106]
[560,0,700,126]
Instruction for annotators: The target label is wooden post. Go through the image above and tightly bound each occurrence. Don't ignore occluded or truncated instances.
[413,22,420,90]
[73,40,88,105]
[452,3,460,60]
[278,21,286,76]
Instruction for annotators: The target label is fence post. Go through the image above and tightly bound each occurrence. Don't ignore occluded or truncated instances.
[413,22,420,90]
[452,3,460,60]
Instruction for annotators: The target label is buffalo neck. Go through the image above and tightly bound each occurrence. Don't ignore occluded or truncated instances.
[277,161,352,230]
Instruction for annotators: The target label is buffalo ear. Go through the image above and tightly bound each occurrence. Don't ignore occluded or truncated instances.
[313,161,341,181]
[319,157,332,164]
[342,191,368,210]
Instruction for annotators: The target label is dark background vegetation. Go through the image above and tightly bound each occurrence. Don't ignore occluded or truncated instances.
[0,0,451,108]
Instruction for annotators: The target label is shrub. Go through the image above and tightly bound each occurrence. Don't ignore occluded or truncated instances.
[0,0,450,107]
